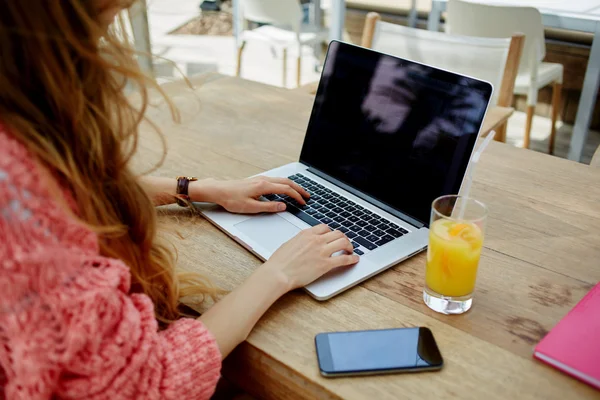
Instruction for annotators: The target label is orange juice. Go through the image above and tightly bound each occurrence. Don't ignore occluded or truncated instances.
[425,219,483,297]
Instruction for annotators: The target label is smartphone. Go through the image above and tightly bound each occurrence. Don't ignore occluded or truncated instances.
[315,327,443,377]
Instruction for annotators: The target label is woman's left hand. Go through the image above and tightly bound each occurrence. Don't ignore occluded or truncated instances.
[190,176,310,214]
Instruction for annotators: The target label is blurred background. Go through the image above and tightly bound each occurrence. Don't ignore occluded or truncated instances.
[134,0,600,164]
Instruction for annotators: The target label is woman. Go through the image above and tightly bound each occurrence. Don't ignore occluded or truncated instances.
[0,1,358,399]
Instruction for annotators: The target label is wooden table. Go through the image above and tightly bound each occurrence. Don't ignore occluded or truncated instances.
[136,74,600,399]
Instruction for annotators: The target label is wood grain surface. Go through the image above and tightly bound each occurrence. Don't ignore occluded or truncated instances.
[135,74,600,399]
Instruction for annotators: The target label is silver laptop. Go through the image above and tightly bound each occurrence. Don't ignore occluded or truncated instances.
[203,41,493,300]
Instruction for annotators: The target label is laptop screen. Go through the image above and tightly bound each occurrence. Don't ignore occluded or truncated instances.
[300,41,492,226]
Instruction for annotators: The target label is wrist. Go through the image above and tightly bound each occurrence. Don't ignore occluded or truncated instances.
[254,262,291,298]
[188,178,221,203]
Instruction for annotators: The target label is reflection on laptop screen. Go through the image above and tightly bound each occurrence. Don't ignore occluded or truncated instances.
[300,41,492,225]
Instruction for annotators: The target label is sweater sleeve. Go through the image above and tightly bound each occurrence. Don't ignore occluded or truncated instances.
[0,130,221,400]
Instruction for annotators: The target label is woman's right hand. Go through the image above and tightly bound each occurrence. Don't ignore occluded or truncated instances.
[261,224,360,291]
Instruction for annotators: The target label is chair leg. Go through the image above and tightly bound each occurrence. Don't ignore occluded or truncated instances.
[297,55,302,87]
[496,122,507,143]
[549,82,562,155]
[235,41,246,77]
[524,105,535,149]
[282,48,288,87]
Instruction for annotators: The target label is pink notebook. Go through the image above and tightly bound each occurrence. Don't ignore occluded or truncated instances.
[533,283,600,390]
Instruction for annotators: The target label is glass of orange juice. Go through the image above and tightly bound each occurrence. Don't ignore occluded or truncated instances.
[424,195,487,314]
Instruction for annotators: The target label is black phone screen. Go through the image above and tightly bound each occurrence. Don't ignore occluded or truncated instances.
[315,327,443,375]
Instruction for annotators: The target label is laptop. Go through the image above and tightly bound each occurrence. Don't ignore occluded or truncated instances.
[203,41,493,300]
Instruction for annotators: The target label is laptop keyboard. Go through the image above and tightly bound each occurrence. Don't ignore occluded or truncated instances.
[263,173,409,256]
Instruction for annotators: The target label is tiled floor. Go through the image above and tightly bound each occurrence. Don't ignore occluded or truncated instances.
[144,0,600,165]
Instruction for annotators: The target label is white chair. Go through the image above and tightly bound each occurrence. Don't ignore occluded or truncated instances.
[446,0,564,154]
[361,13,524,141]
[236,0,328,87]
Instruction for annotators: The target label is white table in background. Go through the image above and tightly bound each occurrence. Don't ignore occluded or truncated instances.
[426,0,600,163]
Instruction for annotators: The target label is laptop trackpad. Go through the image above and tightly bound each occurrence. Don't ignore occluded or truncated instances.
[235,214,301,253]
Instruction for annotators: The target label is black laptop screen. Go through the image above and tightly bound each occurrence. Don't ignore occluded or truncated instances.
[300,41,492,225]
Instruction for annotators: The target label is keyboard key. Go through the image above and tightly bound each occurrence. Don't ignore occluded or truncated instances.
[352,210,365,217]
[305,178,315,184]
[372,221,386,229]
[355,205,364,211]
[324,188,332,193]
[333,216,345,223]
[348,225,361,232]
[331,193,340,198]
[363,215,373,222]
[312,204,323,210]
[348,216,360,223]
[366,234,379,243]
[306,209,317,215]
[331,207,343,214]
[338,227,349,233]
[340,211,352,218]
[354,236,378,251]
[357,230,371,237]
[365,225,377,232]
[347,201,356,206]
[378,224,389,231]
[346,206,356,213]
[338,202,348,208]
[323,194,333,200]
[351,241,360,249]
[372,214,381,220]
[316,184,324,189]
[373,229,386,237]
[330,198,341,204]
[356,220,368,227]
[346,231,357,239]
[386,228,403,238]
[354,248,364,256]
[389,223,399,229]
[376,235,394,246]
[285,205,320,227]
[314,213,325,219]
[400,228,409,234]
[363,210,373,215]
[329,222,341,229]
[341,220,354,228]
[325,211,336,218]
[315,189,325,196]
[323,202,335,209]
[321,217,333,224]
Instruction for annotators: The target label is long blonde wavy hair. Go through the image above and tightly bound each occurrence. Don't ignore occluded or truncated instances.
[0,0,216,324]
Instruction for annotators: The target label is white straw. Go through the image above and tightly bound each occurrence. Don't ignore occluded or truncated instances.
[457,130,496,219]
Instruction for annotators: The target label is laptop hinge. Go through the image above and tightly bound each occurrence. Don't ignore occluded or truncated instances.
[306,167,426,229]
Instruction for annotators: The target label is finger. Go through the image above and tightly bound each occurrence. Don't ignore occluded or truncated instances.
[329,254,361,269]
[268,177,310,198]
[266,183,306,205]
[247,200,286,213]
[322,229,346,244]
[308,224,331,235]
[324,237,354,255]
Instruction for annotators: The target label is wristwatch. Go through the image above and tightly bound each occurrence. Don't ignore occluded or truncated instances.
[175,176,198,207]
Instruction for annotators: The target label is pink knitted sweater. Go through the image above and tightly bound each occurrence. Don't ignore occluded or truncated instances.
[0,126,222,399]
